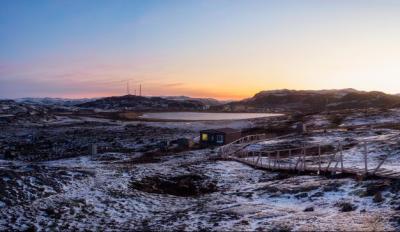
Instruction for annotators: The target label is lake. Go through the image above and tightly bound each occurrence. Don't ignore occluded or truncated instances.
[139,112,282,121]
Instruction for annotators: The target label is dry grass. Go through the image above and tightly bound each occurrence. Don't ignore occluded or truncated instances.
[363,215,386,232]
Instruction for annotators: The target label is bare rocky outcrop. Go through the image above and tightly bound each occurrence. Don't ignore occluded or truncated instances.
[130,174,218,197]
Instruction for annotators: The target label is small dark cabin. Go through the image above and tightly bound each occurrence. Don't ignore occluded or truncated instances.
[200,128,241,147]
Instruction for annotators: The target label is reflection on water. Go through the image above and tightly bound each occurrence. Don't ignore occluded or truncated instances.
[139,112,282,121]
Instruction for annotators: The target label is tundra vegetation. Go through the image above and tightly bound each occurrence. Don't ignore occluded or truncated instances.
[1,93,400,231]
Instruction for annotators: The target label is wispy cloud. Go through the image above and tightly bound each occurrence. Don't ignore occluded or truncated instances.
[162,82,185,87]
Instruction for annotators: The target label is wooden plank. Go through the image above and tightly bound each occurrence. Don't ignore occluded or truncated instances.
[325,151,335,172]
[294,155,301,171]
[384,172,400,176]
[333,159,339,175]
[227,136,400,181]
[378,172,400,177]
[346,168,361,173]
[373,153,389,175]
[375,169,395,175]
[255,152,261,165]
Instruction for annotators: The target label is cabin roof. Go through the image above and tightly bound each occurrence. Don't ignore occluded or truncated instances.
[200,128,241,134]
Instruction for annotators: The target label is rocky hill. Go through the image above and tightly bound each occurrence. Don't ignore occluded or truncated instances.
[0,100,54,124]
[15,97,96,106]
[78,95,207,111]
[161,96,225,106]
[218,89,400,113]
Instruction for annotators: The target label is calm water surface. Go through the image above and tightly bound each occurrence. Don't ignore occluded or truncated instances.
[139,112,282,121]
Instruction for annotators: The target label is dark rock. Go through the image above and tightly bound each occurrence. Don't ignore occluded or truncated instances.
[270,224,292,232]
[311,191,324,198]
[322,182,342,192]
[271,173,293,181]
[373,192,384,203]
[304,207,314,212]
[130,174,217,197]
[240,220,250,225]
[335,201,357,212]
[295,192,308,199]
[22,224,37,232]
[390,216,400,226]
[362,181,389,197]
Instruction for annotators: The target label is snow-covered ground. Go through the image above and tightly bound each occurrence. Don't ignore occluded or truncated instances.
[0,147,399,231]
[340,109,400,127]
[1,112,400,231]
[44,115,257,131]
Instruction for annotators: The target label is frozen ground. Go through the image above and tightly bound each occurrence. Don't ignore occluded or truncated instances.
[340,109,400,127]
[46,115,259,131]
[1,112,400,231]
[0,148,399,231]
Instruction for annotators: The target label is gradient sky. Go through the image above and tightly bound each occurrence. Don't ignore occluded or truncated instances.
[1,0,400,99]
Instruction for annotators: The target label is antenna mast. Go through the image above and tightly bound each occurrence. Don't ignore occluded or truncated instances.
[126,80,131,95]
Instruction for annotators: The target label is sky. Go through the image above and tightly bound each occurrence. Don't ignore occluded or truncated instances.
[1,0,400,100]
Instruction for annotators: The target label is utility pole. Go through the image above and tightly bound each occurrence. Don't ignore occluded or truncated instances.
[139,84,142,96]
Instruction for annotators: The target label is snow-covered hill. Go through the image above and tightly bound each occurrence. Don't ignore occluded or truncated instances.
[15,97,96,106]
[219,89,400,112]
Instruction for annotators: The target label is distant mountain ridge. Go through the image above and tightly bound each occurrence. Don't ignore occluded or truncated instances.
[161,96,230,106]
[15,96,229,107]
[6,89,400,113]
[78,95,207,111]
[218,89,400,112]
[0,99,54,123]
[15,97,96,106]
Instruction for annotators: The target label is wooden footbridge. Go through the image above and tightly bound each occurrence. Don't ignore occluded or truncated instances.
[218,133,400,180]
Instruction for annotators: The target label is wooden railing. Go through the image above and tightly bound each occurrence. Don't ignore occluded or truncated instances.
[220,133,400,179]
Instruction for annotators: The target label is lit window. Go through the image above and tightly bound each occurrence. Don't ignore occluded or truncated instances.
[201,133,208,141]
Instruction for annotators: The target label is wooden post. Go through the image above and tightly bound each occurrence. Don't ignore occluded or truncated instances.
[325,151,335,172]
[373,154,388,175]
[294,150,301,171]
[332,143,339,175]
[318,144,321,174]
[364,142,368,175]
[273,152,276,169]
[303,146,307,171]
[340,143,344,172]
[268,152,271,169]
[256,152,261,166]
[277,151,280,169]
[89,144,98,156]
